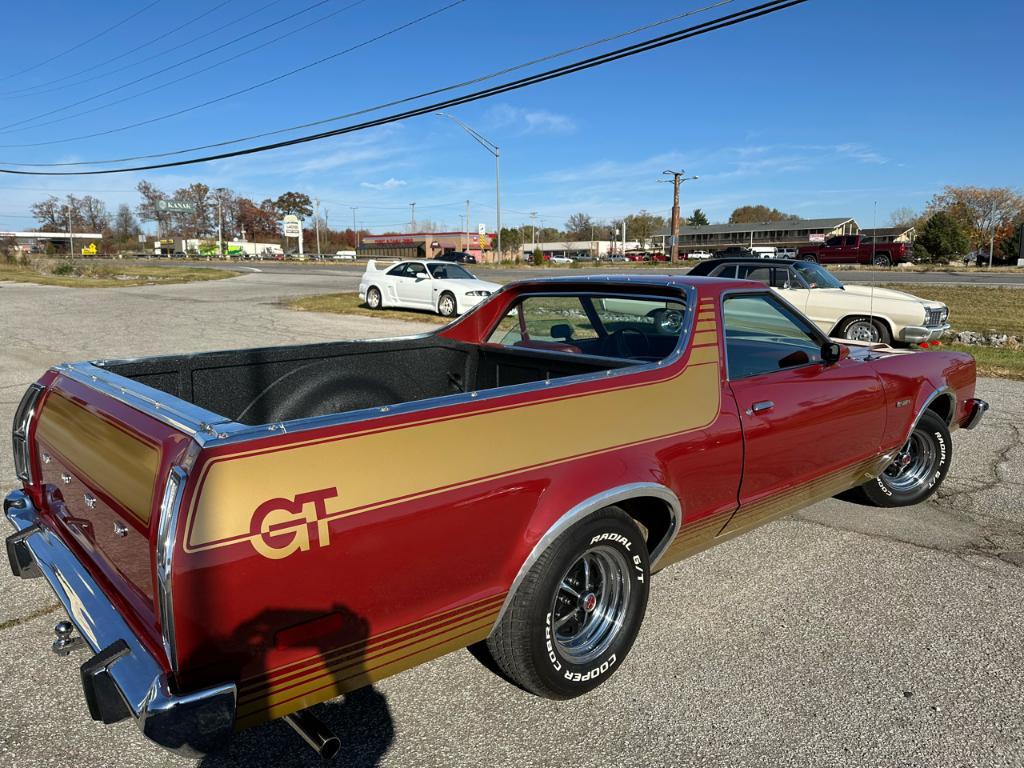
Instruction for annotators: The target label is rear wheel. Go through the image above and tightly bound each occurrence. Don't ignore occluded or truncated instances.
[838,316,892,345]
[485,507,649,699]
[800,254,817,263]
[366,286,382,309]
[872,253,892,267]
[855,410,951,507]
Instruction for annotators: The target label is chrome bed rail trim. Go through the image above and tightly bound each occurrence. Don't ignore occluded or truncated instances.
[54,286,700,448]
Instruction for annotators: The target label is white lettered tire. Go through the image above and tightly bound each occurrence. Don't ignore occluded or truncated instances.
[485,506,650,699]
[855,409,951,507]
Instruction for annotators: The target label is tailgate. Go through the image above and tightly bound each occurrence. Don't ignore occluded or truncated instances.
[30,374,194,636]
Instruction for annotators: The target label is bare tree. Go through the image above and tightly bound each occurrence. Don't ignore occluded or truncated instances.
[565,212,593,240]
[624,210,665,249]
[78,195,110,232]
[888,206,918,228]
[136,180,169,234]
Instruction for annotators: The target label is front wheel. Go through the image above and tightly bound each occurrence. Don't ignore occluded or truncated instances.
[838,316,892,345]
[485,507,650,699]
[437,292,457,318]
[855,410,951,507]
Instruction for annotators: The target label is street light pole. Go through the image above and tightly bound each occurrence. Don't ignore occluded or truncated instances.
[314,198,322,259]
[436,112,501,262]
[660,170,698,261]
[410,202,416,232]
[351,207,359,248]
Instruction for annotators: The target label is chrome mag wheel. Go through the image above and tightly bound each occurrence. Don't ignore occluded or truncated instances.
[883,431,937,492]
[550,545,631,665]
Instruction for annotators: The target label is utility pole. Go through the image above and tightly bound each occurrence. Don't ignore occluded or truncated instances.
[351,207,358,248]
[987,202,995,268]
[530,211,537,252]
[660,170,698,261]
[217,197,224,259]
[314,198,322,258]
[410,202,416,232]
[465,199,471,251]
[66,204,74,261]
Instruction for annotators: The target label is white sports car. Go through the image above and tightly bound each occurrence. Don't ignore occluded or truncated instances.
[359,259,501,318]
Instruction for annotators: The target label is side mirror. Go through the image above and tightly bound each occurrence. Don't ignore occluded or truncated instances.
[822,341,848,365]
[550,323,573,341]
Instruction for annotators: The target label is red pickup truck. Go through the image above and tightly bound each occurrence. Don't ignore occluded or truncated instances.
[6,275,986,758]
[797,235,913,267]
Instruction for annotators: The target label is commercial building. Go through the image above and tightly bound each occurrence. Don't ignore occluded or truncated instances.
[655,217,858,254]
[859,226,916,244]
[359,231,496,261]
[1,230,104,254]
[519,240,642,260]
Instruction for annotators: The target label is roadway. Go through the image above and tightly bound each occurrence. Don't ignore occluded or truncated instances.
[1,272,1021,768]
[130,257,1024,287]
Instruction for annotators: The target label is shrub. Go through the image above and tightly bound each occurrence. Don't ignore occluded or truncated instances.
[532,248,544,267]
[52,261,76,276]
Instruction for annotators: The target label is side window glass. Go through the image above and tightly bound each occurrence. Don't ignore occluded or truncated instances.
[723,294,823,379]
[737,265,771,286]
[408,263,428,278]
[386,263,409,277]
[710,264,737,278]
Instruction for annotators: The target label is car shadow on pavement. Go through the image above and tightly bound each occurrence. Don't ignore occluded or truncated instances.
[200,686,394,768]
[193,604,395,768]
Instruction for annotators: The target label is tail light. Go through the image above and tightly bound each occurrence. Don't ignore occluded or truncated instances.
[12,384,44,483]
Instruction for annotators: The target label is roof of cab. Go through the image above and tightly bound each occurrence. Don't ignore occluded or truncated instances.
[501,273,765,292]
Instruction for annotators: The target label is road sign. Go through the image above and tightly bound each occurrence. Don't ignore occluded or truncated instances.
[156,199,194,213]
[478,223,486,237]
[282,214,301,238]
[81,243,97,256]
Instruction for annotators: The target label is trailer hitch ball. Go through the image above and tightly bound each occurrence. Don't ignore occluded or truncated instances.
[52,621,85,656]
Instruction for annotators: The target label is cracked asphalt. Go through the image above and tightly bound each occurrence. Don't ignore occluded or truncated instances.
[1,273,1021,768]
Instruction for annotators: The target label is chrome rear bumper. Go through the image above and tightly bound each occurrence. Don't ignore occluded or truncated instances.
[961,398,989,430]
[4,489,236,757]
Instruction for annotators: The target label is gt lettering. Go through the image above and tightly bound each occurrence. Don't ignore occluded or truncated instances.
[249,487,338,560]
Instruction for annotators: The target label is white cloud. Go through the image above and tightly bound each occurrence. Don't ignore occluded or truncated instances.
[360,177,407,191]
[485,104,576,135]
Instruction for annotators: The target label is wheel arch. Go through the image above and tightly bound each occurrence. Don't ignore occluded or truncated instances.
[830,313,895,340]
[489,483,680,633]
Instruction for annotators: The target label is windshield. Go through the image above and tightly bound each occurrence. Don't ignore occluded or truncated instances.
[428,263,475,280]
[791,262,844,290]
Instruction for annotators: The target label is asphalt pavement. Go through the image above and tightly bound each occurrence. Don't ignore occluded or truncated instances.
[1,272,1021,768]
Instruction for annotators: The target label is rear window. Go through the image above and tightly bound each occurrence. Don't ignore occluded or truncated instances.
[486,294,688,362]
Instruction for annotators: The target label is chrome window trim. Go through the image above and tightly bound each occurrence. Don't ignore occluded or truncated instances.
[489,482,682,633]
[718,287,831,382]
[53,286,697,449]
[155,465,188,673]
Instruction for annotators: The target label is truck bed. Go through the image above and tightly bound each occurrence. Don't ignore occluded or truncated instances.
[101,337,634,426]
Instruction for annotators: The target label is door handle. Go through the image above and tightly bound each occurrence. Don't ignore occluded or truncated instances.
[746,400,775,416]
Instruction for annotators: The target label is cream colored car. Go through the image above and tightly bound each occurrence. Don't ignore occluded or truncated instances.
[699,259,950,345]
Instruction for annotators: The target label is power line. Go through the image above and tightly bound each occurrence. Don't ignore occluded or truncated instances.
[0,0,466,146]
[0,0,237,99]
[0,0,809,176]
[0,0,343,133]
[0,0,733,160]
[0,1,163,83]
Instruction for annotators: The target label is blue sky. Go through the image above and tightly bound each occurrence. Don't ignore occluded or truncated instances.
[0,0,1021,235]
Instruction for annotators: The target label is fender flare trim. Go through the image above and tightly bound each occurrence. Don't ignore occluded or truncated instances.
[489,483,681,633]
